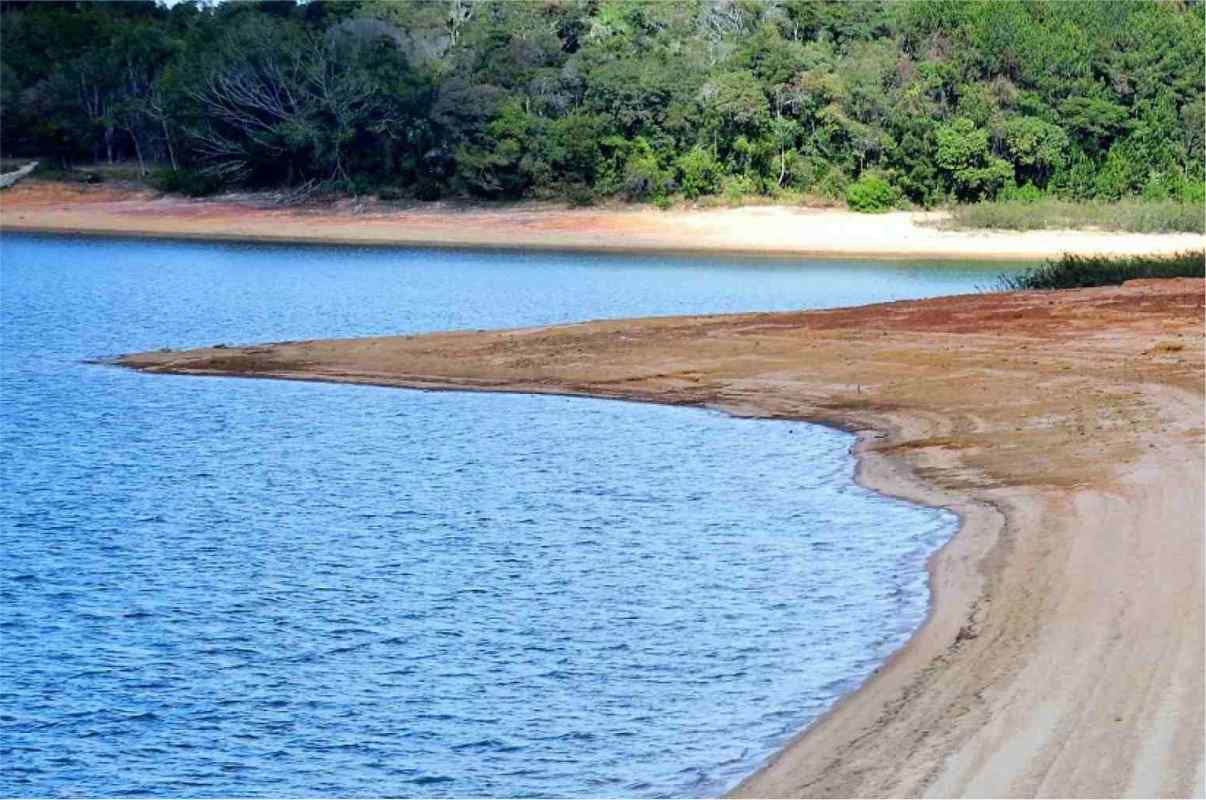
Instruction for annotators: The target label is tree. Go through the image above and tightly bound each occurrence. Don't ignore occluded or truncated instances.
[1,0,1201,204]
[935,117,1013,200]
[1003,116,1067,188]
[675,145,721,199]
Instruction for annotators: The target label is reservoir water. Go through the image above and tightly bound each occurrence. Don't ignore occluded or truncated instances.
[1,234,997,797]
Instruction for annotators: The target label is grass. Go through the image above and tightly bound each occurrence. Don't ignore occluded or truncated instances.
[996,251,1205,291]
[684,189,841,210]
[943,198,1205,234]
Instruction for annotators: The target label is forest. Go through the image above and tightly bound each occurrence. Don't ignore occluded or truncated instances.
[2,0,1203,212]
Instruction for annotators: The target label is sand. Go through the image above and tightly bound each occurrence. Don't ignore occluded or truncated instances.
[3,181,1204,260]
[114,279,1205,798]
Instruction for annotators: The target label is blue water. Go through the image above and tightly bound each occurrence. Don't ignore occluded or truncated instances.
[0,234,988,797]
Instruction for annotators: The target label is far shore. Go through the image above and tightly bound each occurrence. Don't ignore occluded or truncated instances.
[114,280,1204,797]
[2,181,1204,260]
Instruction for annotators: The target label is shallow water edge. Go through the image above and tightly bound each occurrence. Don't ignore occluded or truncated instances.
[2,220,1042,264]
[109,361,975,797]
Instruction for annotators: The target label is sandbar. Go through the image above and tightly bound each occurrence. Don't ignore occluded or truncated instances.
[115,279,1205,797]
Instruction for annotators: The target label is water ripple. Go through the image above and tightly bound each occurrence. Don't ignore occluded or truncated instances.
[0,234,972,797]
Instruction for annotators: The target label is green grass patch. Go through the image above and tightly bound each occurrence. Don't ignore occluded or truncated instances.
[945,198,1204,234]
[997,251,1204,291]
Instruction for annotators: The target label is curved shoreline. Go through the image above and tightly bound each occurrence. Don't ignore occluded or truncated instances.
[113,280,1205,797]
[3,181,1204,261]
[98,363,976,793]
[113,365,989,793]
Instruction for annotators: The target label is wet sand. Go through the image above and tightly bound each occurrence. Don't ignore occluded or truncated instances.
[115,280,1205,797]
[3,181,1204,260]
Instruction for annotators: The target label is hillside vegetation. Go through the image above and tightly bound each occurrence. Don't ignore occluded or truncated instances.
[2,0,1203,210]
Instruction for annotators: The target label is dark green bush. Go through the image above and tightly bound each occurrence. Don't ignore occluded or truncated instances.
[567,185,596,207]
[376,186,408,201]
[721,174,759,205]
[846,174,901,212]
[149,168,222,197]
[621,152,671,201]
[675,147,721,200]
[998,182,1045,203]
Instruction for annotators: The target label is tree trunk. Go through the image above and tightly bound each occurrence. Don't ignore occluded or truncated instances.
[161,118,178,171]
[128,127,146,176]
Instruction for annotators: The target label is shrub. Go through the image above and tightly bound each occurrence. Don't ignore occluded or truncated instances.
[721,174,758,205]
[622,151,671,200]
[998,182,1045,203]
[567,185,596,207]
[814,167,850,201]
[996,251,1204,291]
[376,186,407,201]
[674,146,721,200]
[149,168,222,197]
[846,174,902,212]
[1181,177,1206,205]
[414,179,443,201]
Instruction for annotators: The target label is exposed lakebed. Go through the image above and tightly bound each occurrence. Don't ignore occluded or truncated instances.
[0,235,998,796]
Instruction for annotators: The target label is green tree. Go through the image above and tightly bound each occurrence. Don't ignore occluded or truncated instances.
[2,0,1201,204]
[675,146,722,199]
[935,117,1013,200]
[1003,117,1068,188]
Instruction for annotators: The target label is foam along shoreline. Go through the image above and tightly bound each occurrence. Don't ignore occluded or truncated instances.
[3,181,1205,260]
[113,280,1205,797]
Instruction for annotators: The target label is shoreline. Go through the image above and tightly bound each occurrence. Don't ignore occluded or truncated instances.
[113,282,1205,797]
[3,181,1204,261]
[99,360,983,794]
[1,224,1023,264]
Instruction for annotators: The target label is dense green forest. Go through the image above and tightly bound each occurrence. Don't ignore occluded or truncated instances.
[2,0,1203,210]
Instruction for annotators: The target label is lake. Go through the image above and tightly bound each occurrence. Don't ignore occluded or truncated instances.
[0,234,1001,797]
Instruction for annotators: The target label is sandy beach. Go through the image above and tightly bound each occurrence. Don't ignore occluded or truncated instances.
[3,181,1204,260]
[114,279,1205,797]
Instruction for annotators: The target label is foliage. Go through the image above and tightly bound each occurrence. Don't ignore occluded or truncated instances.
[675,147,722,200]
[845,173,900,212]
[148,167,222,197]
[946,199,1205,234]
[2,0,1203,208]
[722,174,760,205]
[997,182,1045,204]
[996,251,1205,291]
[935,118,1014,200]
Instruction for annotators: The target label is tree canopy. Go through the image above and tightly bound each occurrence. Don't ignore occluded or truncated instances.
[2,0,1202,206]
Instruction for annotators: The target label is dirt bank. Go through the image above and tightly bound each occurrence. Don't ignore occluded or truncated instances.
[3,181,1203,260]
[115,280,1204,797]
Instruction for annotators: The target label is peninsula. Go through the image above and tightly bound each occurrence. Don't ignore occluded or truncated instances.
[116,279,1205,797]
